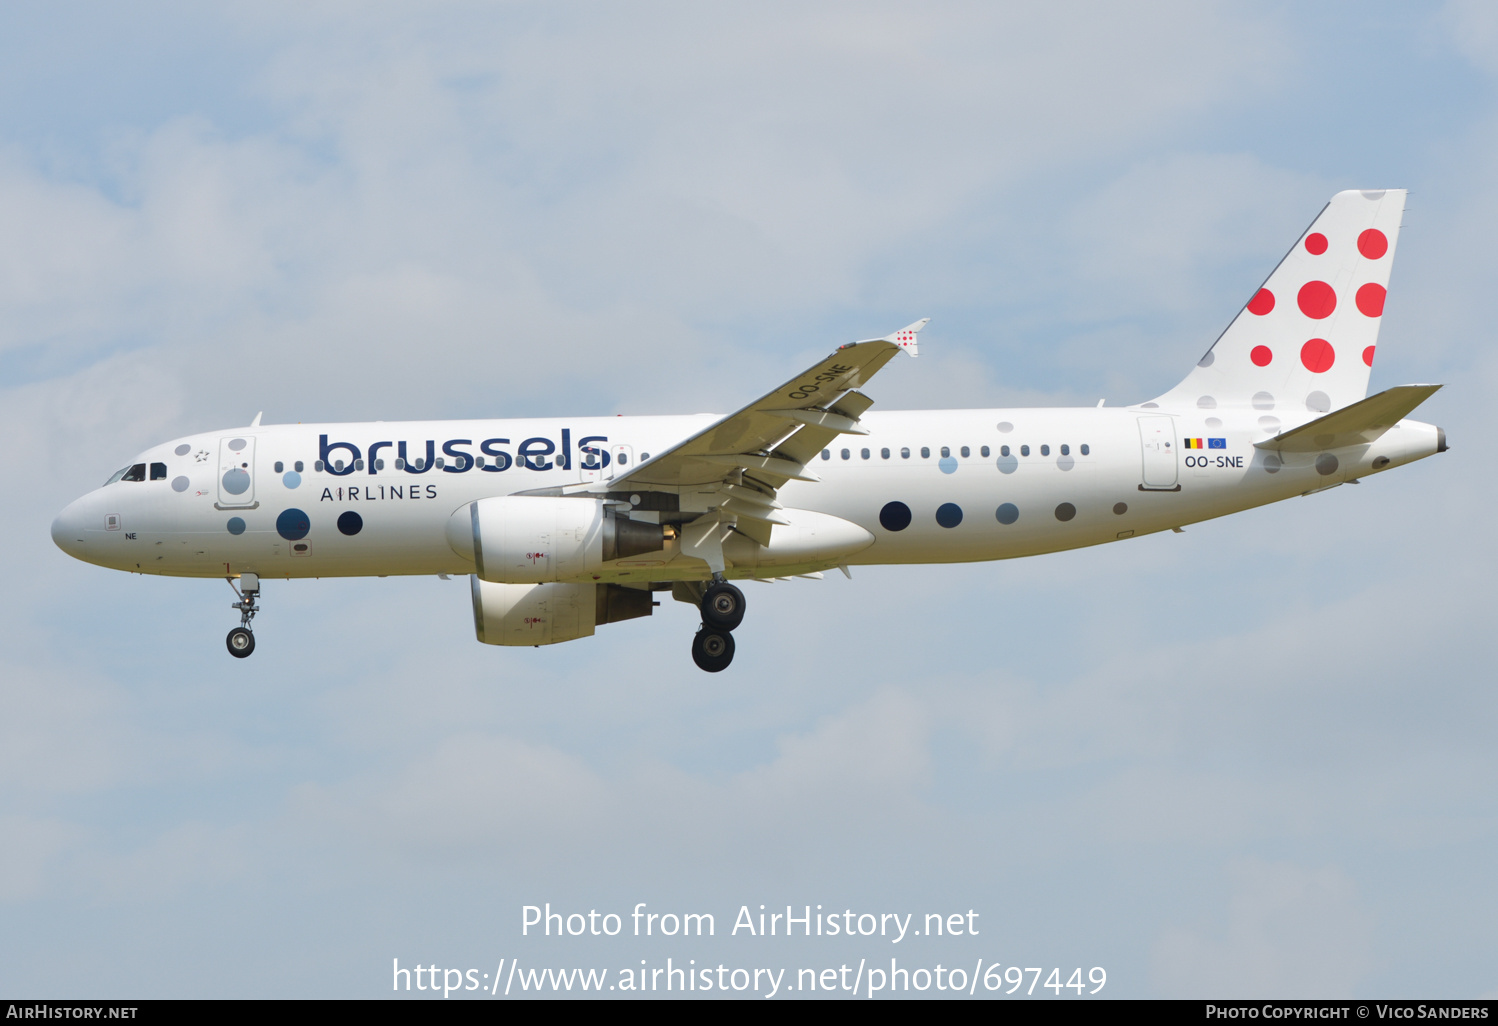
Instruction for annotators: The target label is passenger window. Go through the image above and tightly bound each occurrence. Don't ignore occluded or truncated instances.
[274,461,284,473]
[822,450,831,460]
[335,459,345,472]
[1040,444,1050,456]
[375,458,385,470]
[641,453,650,461]
[122,463,146,482]
[1000,445,1010,457]
[940,446,950,458]
[294,461,304,472]
[980,445,990,457]
[841,449,850,460]
[901,447,910,459]
[1080,444,1090,456]
[960,446,970,458]
[314,460,325,472]
[1060,444,1070,456]
[150,462,167,480]
[618,454,628,465]
[861,448,870,460]
[476,456,485,468]
[880,448,890,459]
[395,458,405,470]
[1020,445,1030,457]
[433,458,443,469]
[920,447,930,459]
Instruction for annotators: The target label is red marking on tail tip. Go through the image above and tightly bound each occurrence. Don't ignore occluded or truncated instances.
[1358,229,1388,260]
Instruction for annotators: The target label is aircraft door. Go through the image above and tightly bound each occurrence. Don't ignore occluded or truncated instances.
[609,445,634,480]
[1136,416,1179,490]
[216,435,257,508]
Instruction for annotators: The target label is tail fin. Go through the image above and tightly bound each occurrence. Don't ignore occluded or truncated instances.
[1150,189,1405,414]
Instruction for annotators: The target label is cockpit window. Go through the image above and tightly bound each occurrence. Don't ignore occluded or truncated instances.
[105,467,130,486]
[150,462,167,480]
[120,464,147,482]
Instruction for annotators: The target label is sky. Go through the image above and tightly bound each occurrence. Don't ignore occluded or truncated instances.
[2,1,1496,1000]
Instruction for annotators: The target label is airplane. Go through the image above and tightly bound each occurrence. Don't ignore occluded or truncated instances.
[51,189,1444,672]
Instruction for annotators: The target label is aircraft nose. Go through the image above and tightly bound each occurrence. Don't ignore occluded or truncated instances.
[51,501,90,561]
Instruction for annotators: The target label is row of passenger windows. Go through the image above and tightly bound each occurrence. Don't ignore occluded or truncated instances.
[106,462,167,485]
[821,444,1091,460]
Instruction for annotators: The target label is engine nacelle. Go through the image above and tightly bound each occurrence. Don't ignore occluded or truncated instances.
[470,577,654,646]
[447,496,666,583]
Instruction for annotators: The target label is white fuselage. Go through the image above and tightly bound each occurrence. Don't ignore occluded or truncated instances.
[51,404,1443,584]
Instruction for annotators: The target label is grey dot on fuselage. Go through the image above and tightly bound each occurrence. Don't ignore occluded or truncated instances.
[1198,350,1215,367]
[175,444,191,456]
[995,455,1018,474]
[996,422,1013,433]
[1056,454,1075,471]
[1197,396,1217,409]
[1141,402,1159,409]
[228,438,247,451]
[1306,391,1331,413]
[1259,416,1280,432]
[1252,391,1275,410]
[1206,417,1223,430]
[1113,502,1127,515]
[1362,190,1386,200]
[995,503,1018,525]
[1263,454,1282,474]
[1054,502,1076,522]
[171,476,189,493]
[1316,453,1339,476]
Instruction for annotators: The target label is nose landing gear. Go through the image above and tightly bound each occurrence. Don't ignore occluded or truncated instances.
[226,573,260,659]
[691,576,745,672]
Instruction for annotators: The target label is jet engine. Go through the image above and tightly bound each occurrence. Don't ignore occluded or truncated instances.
[470,577,654,646]
[446,496,667,584]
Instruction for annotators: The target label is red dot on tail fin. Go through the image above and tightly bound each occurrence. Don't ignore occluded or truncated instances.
[1251,346,1273,367]
[1301,338,1335,373]
[1363,346,1375,366]
[1356,283,1386,317]
[1305,233,1328,255]
[1247,289,1275,315]
[1298,281,1336,319]
[1358,229,1388,259]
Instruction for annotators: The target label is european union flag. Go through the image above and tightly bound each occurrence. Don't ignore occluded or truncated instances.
[1208,437,1227,449]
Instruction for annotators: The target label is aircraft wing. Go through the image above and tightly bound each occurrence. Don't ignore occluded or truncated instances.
[574,319,927,550]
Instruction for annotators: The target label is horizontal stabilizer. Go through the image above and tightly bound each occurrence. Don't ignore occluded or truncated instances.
[1255,384,1442,453]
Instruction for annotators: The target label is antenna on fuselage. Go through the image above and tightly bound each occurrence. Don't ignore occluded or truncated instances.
[249,411,263,428]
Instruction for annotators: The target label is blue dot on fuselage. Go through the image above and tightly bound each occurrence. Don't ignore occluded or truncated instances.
[996,503,1019,525]
[283,471,301,489]
[276,508,310,541]
[337,511,363,536]
[879,501,912,532]
[226,517,246,535]
[938,456,958,474]
[936,503,963,528]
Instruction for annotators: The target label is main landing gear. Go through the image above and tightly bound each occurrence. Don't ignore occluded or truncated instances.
[226,573,260,659]
[691,578,744,673]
